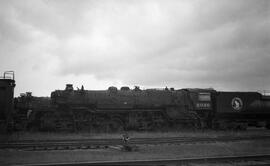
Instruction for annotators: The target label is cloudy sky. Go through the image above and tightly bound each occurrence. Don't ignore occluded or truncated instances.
[0,0,269,96]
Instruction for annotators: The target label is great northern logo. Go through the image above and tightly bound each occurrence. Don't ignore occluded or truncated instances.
[231,97,243,111]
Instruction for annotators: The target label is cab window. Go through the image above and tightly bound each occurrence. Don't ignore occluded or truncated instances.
[198,92,211,101]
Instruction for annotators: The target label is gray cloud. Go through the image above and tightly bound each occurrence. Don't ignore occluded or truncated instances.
[0,0,269,96]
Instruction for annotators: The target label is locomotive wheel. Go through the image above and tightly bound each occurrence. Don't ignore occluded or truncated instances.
[213,120,231,130]
[237,123,247,130]
[39,112,57,131]
[148,120,168,131]
[75,121,92,131]
[104,118,124,132]
[73,112,92,131]
[212,120,223,130]
[92,116,124,133]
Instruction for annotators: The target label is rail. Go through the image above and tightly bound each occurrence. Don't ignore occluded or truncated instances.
[1,135,270,151]
[15,154,270,166]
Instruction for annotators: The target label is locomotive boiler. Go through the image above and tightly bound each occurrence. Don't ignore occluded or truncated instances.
[42,85,214,131]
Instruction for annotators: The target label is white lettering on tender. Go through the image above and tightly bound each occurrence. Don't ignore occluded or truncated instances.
[196,103,210,108]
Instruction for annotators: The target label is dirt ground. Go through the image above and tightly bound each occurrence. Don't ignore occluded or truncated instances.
[1,128,270,141]
[0,140,270,165]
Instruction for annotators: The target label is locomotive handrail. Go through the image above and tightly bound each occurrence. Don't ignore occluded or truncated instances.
[257,90,270,96]
[0,71,15,80]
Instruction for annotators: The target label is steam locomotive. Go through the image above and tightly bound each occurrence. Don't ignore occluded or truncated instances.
[1,71,270,132]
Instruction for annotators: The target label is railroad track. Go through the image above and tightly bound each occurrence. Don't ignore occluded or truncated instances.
[1,135,270,151]
[15,154,270,166]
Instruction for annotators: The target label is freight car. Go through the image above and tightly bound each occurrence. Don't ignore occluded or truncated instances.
[14,84,270,132]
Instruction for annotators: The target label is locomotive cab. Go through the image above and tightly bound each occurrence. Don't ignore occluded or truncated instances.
[183,89,216,127]
[182,89,215,110]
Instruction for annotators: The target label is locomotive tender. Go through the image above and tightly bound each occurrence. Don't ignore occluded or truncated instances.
[1,71,270,132]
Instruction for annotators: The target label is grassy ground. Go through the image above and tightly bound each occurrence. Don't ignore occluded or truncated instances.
[0,140,269,165]
[0,128,270,141]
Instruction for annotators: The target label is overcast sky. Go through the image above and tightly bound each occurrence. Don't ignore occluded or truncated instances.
[0,0,269,96]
